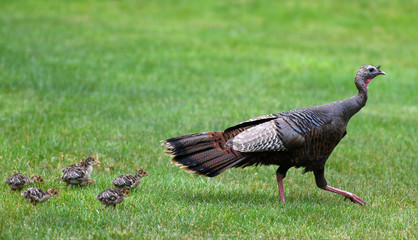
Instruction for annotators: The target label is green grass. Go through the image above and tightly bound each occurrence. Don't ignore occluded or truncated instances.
[0,0,417,238]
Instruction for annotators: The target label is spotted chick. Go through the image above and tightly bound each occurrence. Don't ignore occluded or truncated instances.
[21,187,59,204]
[111,169,149,189]
[5,174,44,191]
[61,156,100,187]
[96,188,130,209]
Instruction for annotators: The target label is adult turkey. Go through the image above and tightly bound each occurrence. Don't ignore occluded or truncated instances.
[162,65,385,205]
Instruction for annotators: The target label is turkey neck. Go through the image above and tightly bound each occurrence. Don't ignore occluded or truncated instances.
[339,74,368,121]
[86,165,93,175]
[41,193,52,202]
[28,177,36,184]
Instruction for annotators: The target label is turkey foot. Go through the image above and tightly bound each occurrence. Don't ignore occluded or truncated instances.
[324,185,366,205]
[85,179,95,184]
[80,179,95,186]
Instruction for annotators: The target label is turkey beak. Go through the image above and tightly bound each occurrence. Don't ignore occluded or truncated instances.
[376,66,385,75]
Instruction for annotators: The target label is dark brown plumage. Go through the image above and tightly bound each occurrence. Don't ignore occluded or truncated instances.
[162,65,386,205]
[61,160,86,174]
[96,188,130,209]
[21,187,59,204]
[111,169,149,189]
[5,174,44,191]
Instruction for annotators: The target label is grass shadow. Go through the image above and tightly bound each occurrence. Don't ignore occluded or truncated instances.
[166,187,283,206]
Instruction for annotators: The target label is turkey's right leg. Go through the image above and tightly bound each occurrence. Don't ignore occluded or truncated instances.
[276,168,287,203]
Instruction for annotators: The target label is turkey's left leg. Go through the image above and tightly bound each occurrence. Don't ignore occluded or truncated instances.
[314,168,366,205]
[80,179,95,186]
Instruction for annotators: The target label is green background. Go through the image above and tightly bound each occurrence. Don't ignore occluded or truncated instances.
[0,0,416,238]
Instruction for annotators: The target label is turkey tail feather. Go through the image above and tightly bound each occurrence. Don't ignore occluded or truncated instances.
[162,132,247,177]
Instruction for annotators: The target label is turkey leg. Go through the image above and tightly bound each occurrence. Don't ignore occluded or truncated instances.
[323,185,366,205]
[314,168,366,205]
[276,169,286,203]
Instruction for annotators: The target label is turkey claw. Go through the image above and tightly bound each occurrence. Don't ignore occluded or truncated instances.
[324,186,366,205]
[345,194,366,205]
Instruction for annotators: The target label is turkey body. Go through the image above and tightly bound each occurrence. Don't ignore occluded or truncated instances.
[61,157,100,187]
[112,169,149,189]
[163,65,386,205]
[61,166,91,186]
[112,174,141,189]
[5,174,44,191]
[21,187,59,204]
[61,161,85,174]
[224,106,347,173]
[97,188,130,209]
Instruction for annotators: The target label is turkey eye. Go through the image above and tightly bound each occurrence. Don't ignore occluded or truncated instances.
[369,68,375,72]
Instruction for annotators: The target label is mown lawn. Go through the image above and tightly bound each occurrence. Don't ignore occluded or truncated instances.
[0,0,416,239]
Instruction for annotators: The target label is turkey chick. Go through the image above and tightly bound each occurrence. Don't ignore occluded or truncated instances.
[111,169,149,189]
[61,157,100,187]
[22,187,59,204]
[5,174,44,191]
[97,188,130,209]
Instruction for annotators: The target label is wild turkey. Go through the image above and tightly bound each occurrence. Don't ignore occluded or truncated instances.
[96,188,130,209]
[21,187,59,204]
[111,169,150,189]
[61,156,101,187]
[5,174,44,191]
[162,65,386,205]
